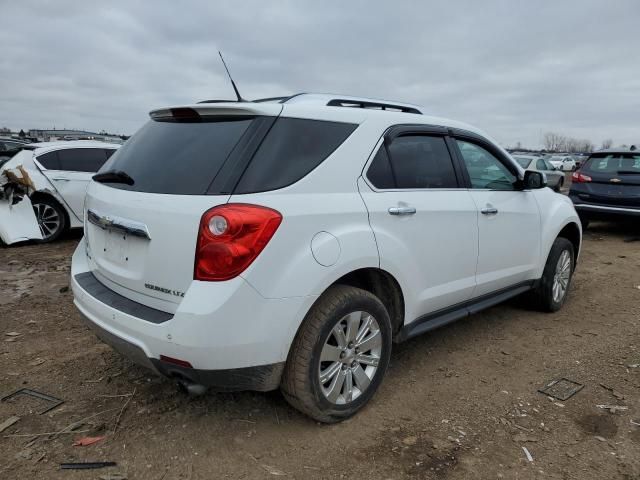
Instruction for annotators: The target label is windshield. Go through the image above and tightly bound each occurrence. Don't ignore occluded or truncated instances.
[582,154,640,174]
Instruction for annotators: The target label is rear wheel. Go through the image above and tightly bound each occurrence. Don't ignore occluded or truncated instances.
[32,197,66,243]
[531,237,574,312]
[281,285,392,423]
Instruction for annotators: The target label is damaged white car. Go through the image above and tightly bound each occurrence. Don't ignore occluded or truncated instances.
[0,141,119,244]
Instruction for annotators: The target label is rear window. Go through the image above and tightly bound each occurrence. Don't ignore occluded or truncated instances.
[233,118,357,194]
[99,118,253,194]
[583,154,640,174]
[513,156,531,168]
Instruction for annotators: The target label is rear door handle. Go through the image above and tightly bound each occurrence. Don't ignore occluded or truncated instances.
[388,206,416,216]
[50,177,70,182]
[481,205,498,215]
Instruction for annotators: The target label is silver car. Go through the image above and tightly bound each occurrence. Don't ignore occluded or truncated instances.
[513,155,565,191]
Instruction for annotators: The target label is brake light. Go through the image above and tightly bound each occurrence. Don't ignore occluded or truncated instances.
[194,204,282,281]
[571,171,592,183]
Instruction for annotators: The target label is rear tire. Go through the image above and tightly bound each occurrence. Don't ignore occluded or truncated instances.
[31,197,67,243]
[281,285,392,423]
[531,237,574,312]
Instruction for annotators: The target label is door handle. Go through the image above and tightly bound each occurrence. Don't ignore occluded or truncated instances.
[388,206,416,216]
[50,177,70,181]
[481,205,498,215]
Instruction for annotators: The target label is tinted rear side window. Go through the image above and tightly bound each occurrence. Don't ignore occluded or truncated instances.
[387,136,458,189]
[367,146,395,189]
[37,151,61,170]
[233,118,357,194]
[100,118,253,194]
[58,148,109,172]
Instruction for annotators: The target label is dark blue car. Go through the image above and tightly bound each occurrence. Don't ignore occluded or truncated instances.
[569,147,640,229]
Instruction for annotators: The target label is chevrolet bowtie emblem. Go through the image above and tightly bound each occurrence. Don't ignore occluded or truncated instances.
[610,178,622,183]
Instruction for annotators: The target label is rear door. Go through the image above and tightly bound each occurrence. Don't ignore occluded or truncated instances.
[452,134,541,296]
[38,148,114,219]
[575,153,640,207]
[359,127,478,318]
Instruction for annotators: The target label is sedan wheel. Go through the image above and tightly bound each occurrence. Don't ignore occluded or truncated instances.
[31,199,66,243]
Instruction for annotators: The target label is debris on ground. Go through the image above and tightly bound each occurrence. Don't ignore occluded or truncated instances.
[1,388,64,414]
[60,462,117,470]
[631,419,640,426]
[98,474,128,480]
[0,416,20,433]
[600,383,625,400]
[596,404,628,414]
[538,378,584,401]
[73,435,106,447]
[513,433,539,443]
[522,446,534,462]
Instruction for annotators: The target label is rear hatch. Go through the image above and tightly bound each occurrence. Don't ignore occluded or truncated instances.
[83,103,281,312]
[572,152,640,208]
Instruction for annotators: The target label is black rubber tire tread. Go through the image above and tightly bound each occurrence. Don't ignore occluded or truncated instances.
[531,237,574,313]
[32,196,67,244]
[281,284,391,423]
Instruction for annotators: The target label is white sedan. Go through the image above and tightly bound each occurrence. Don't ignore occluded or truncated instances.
[548,155,577,171]
[0,141,120,244]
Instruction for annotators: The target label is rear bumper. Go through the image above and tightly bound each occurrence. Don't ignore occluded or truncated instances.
[71,240,315,391]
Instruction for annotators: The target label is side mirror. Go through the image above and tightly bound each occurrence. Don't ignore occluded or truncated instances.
[523,170,546,189]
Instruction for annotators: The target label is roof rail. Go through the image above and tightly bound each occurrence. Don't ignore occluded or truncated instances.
[326,98,422,114]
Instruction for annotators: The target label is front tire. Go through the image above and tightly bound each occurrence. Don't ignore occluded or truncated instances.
[531,237,574,312]
[281,285,392,423]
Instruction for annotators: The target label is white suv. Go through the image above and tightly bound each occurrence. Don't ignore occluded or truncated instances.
[71,94,581,422]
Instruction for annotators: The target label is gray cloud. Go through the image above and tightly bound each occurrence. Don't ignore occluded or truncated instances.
[1,0,639,147]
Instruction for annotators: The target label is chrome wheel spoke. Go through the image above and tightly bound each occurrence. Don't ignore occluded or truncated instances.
[325,370,346,403]
[345,311,361,343]
[320,343,342,363]
[319,361,341,384]
[356,329,381,354]
[344,369,354,402]
[355,315,373,344]
[332,324,347,349]
[356,353,379,367]
[352,364,370,391]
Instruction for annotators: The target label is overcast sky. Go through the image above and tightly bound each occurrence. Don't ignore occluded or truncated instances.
[1,1,638,148]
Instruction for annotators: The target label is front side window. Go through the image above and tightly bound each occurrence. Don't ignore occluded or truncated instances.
[456,140,516,190]
[536,159,547,170]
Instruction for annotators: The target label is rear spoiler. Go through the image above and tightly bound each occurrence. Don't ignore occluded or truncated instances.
[149,103,283,121]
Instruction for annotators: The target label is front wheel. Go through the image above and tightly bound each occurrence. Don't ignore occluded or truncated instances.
[32,197,67,243]
[281,285,392,423]
[531,237,575,312]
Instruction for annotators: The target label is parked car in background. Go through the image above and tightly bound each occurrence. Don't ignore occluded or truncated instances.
[548,155,577,171]
[513,154,565,191]
[72,93,581,423]
[0,138,29,161]
[0,141,119,244]
[569,148,640,229]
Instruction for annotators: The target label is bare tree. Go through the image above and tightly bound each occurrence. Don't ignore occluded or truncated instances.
[601,139,613,150]
[543,132,566,152]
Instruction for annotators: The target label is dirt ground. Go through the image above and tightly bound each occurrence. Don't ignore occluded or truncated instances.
[1,196,640,478]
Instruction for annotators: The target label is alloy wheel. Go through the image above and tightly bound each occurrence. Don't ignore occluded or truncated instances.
[318,311,382,405]
[33,203,61,240]
[552,250,571,303]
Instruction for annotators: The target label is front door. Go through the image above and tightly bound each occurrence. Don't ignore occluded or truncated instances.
[453,137,541,297]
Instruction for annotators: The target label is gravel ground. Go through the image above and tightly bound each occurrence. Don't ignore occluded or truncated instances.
[1,199,639,479]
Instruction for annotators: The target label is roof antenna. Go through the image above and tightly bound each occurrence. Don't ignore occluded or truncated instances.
[218,51,245,102]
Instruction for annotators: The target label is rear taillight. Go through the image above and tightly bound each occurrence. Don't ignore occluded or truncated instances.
[571,171,592,183]
[194,204,282,281]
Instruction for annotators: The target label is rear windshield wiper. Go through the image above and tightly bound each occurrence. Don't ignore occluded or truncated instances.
[92,170,134,185]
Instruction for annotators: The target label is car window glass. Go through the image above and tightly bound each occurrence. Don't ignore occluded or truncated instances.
[544,160,555,170]
[513,157,530,168]
[58,148,108,173]
[366,146,395,189]
[536,159,546,170]
[234,118,357,193]
[385,135,457,189]
[104,149,116,160]
[584,154,640,173]
[456,140,516,190]
[37,151,61,170]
